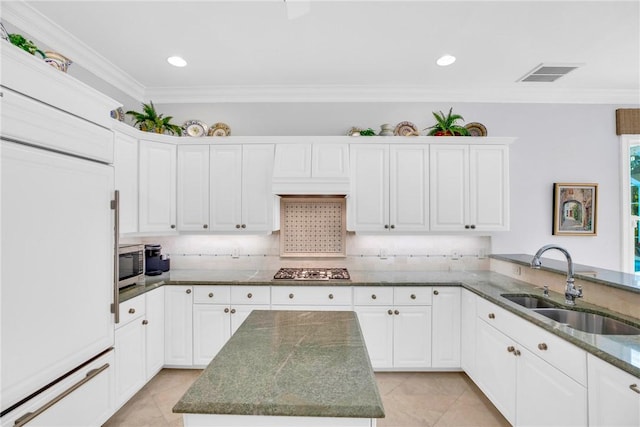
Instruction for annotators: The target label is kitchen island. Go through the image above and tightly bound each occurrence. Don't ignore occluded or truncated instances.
[172,310,385,427]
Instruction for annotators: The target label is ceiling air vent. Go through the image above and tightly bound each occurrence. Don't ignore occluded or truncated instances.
[518,63,581,82]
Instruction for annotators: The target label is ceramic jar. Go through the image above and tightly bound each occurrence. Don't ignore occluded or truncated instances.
[379,123,394,136]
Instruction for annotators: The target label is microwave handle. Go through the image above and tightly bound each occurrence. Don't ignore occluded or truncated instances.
[110,190,120,324]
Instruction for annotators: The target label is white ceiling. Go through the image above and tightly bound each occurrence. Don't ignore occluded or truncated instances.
[5,1,640,103]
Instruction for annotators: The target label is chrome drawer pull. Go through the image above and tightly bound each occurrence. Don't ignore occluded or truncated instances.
[247,293,253,298]
[371,294,377,299]
[128,308,135,314]
[13,363,110,427]
[488,313,495,319]
[538,343,548,351]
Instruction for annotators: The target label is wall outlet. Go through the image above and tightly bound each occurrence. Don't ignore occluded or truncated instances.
[513,265,522,276]
[450,251,460,260]
[232,248,240,259]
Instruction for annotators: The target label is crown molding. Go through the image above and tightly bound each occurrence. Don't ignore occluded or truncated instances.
[1,1,145,101]
[146,84,640,105]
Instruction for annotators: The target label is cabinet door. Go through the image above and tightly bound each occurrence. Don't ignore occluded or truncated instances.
[429,145,468,231]
[588,354,640,427]
[164,286,193,366]
[354,306,394,369]
[177,145,210,231]
[115,319,146,409]
[313,143,349,178]
[348,144,389,232]
[114,131,138,234]
[474,319,516,425]
[389,145,429,232]
[210,145,242,231]
[139,140,177,232]
[193,305,231,366]
[273,144,311,177]
[145,288,165,380]
[393,305,432,369]
[469,145,509,231]
[431,287,461,368]
[231,305,269,335]
[242,145,275,232]
[460,289,477,378]
[517,346,587,427]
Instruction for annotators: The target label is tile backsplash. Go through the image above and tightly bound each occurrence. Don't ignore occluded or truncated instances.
[123,233,491,272]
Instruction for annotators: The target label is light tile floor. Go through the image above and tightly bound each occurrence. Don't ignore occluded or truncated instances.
[103,369,510,427]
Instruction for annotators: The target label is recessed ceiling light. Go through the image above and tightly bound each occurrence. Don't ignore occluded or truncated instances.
[436,54,456,67]
[167,56,187,67]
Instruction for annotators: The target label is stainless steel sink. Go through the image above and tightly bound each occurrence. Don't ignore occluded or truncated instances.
[532,308,640,335]
[501,294,557,309]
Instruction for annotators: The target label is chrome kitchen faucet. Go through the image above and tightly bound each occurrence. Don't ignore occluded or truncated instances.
[531,245,583,305]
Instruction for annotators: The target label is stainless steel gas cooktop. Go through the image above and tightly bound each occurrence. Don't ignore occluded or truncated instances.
[273,268,350,281]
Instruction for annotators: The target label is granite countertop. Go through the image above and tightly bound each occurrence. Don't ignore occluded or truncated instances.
[120,269,640,378]
[172,310,385,418]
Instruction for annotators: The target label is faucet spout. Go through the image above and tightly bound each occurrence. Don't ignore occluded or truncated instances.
[531,245,581,305]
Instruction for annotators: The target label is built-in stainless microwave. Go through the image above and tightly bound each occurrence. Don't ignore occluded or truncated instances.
[118,244,144,288]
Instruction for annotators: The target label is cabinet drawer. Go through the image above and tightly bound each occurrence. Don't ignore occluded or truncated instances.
[476,296,517,334]
[117,294,145,328]
[231,286,270,305]
[193,286,231,304]
[516,315,587,386]
[271,286,352,306]
[394,287,432,305]
[354,287,393,305]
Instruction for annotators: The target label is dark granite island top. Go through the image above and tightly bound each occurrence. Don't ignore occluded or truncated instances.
[173,310,385,427]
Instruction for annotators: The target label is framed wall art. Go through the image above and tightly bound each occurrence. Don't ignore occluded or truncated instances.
[553,183,598,236]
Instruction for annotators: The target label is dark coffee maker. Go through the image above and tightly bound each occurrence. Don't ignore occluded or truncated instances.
[145,244,170,276]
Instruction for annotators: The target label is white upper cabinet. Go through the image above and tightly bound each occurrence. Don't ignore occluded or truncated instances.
[349,144,429,232]
[139,140,177,233]
[272,143,350,194]
[430,144,509,231]
[177,145,211,231]
[210,144,275,232]
[114,131,138,234]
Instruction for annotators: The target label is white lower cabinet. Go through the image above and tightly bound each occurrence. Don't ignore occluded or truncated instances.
[587,354,640,427]
[460,289,477,378]
[354,287,432,370]
[114,295,146,410]
[164,286,193,367]
[474,297,587,426]
[145,287,165,380]
[193,286,270,366]
[431,287,461,368]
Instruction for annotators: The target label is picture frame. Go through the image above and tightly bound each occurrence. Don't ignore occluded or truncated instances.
[553,183,598,236]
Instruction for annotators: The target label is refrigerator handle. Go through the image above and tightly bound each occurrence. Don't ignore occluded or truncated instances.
[13,363,110,427]
[111,190,120,324]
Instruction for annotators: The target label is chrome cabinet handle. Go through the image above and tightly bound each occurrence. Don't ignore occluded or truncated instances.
[170,224,176,229]
[247,293,253,298]
[241,224,246,229]
[538,343,548,351]
[111,190,120,324]
[236,224,241,229]
[488,313,495,319]
[209,292,214,298]
[410,294,416,299]
[328,293,334,299]
[224,308,230,313]
[630,384,640,394]
[507,346,515,353]
[394,309,399,315]
[13,363,110,427]
[203,224,208,229]
[390,224,395,229]
[128,308,135,314]
[142,319,148,325]
[371,294,377,299]
[513,349,521,356]
[387,309,393,315]
[384,224,389,229]
[186,289,191,294]
[230,308,236,314]
[433,290,439,295]
[289,293,294,299]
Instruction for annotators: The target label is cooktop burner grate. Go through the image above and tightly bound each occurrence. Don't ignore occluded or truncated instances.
[273,268,350,281]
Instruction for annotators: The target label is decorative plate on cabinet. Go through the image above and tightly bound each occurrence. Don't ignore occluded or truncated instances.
[394,121,419,136]
[465,122,487,136]
[182,120,209,137]
[208,122,230,136]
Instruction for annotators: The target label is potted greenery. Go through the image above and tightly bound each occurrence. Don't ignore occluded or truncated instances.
[126,101,182,136]
[425,108,470,136]
[7,33,44,58]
